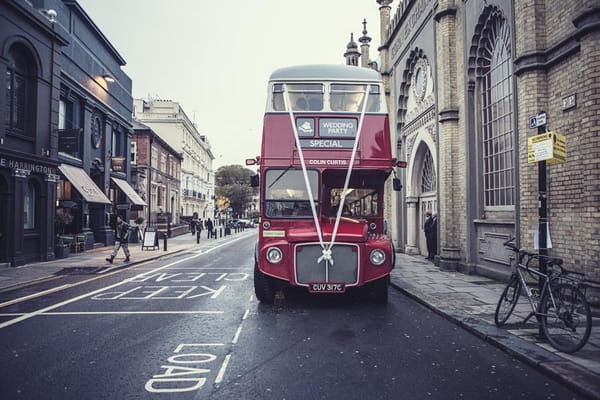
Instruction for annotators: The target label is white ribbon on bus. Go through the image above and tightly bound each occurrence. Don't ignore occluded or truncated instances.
[283,84,370,266]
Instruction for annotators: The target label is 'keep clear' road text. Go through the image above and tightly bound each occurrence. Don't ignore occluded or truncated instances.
[91,272,249,300]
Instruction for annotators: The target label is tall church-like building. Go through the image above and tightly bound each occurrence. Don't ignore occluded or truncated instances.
[370,0,599,301]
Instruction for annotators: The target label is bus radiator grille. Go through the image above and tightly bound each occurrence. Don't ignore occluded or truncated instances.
[295,244,359,285]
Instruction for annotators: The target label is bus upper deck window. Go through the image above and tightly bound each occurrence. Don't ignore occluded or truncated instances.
[272,83,324,112]
[330,84,380,113]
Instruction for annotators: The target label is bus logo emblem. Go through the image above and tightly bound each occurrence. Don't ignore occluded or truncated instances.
[297,118,314,136]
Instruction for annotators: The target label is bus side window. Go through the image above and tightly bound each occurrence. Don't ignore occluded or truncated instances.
[273,93,285,111]
[272,84,285,111]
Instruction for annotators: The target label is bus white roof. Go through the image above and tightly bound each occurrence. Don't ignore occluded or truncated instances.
[269,64,382,83]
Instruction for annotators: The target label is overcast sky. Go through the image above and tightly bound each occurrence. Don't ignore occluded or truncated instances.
[76,0,383,169]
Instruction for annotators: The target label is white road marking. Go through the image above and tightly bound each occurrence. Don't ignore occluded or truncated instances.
[242,309,250,320]
[232,325,243,344]
[21,311,223,315]
[132,267,249,271]
[0,235,248,329]
[0,284,72,308]
[214,354,231,384]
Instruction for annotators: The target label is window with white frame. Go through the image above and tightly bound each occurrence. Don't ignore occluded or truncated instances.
[130,141,137,164]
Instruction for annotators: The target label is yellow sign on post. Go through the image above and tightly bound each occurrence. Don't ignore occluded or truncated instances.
[527,132,566,164]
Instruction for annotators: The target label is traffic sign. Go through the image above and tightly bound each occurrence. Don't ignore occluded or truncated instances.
[529,112,547,129]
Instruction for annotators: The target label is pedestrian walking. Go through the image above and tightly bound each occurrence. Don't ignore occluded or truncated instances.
[423,211,437,261]
[190,212,199,235]
[106,215,131,263]
[205,218,214,239]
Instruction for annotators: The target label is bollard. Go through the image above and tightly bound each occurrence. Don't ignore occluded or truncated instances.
[196,230,200,244]
[220,227,223,238]
[164,233,167,251]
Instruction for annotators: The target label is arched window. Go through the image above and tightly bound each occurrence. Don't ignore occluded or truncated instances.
[479,15,514,207]
[5,43,36,136]
[421,148,436,193]
[24,180,38,230]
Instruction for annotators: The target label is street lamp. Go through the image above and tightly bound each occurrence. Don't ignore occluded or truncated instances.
[102,73,115,83]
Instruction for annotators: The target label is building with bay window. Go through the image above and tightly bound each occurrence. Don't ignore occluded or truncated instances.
[131,121,182,230]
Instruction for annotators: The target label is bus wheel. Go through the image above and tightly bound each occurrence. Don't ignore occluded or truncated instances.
[371,275,389,304]
[254,263,276,303]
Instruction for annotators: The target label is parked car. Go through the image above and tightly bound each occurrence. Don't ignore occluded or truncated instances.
[230,219,253,228]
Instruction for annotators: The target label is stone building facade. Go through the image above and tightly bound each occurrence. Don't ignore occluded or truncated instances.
[133,99,215,221]
[375,0,599,290]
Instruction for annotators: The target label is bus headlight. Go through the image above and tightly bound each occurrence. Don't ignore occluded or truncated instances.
[266,247,283,264]
[369,249,386,266]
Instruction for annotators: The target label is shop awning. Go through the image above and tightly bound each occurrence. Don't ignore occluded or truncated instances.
[58,164,111,204]
[111,177,147,206]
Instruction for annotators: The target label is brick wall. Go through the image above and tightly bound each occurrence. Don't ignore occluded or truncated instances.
[515,1,600,299]
[435,2,463,268]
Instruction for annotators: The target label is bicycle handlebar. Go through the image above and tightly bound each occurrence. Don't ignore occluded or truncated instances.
[503,237,565,268]
[503,238,519,252]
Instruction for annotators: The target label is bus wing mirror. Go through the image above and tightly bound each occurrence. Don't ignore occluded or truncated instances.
[393,178,403,191]
[250,174,260,187]
[246,156,261,166]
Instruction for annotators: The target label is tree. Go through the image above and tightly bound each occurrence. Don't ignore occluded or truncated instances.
[215,165,257,217]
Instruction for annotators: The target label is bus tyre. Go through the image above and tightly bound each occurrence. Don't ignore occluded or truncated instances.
[254,263,276,303]
[371,275,389,304]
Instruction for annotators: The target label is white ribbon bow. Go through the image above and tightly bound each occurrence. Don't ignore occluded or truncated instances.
[317,247,334,265]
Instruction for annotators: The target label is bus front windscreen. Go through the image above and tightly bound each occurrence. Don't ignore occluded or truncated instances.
[264,169,319,218]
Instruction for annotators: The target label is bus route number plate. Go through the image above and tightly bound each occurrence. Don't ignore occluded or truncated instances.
[308,282,346,293]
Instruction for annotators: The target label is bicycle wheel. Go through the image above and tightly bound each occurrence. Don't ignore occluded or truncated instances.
[540,283,592,353]
[495,274,521,326]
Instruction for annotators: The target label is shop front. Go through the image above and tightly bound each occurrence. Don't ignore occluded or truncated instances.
[0,154,59,267]
[56,163,112,253]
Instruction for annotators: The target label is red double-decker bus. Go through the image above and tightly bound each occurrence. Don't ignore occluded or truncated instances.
[247,64,402,303]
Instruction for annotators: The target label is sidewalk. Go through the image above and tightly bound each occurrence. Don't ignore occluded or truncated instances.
[0,237,598,398]
[0,228,250,291]
[390,254,600,400]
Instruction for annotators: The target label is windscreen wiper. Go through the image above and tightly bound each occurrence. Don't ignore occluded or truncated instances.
[268,165,293,189]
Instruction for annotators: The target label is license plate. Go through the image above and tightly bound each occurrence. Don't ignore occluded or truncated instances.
[308,282,346,293]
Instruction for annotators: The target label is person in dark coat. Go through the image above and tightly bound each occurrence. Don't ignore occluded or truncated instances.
[205,218,214,239]
[190,212,199,235]
[430,213,438,258]
[423,211,437,261]
[106,215,130,264]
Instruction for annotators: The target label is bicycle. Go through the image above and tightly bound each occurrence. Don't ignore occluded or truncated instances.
[494,238,592,353]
